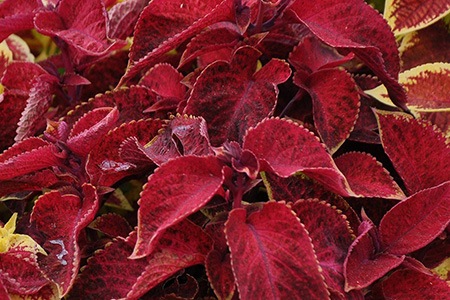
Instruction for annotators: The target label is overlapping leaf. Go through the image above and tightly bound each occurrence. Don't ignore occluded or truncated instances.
[376,110,450,194]
[0,0,39,42]
[184,46,291,146]
[225,202,329,299]
[132,156,224,258]
[107,0,148,40]
[88,213,132,238]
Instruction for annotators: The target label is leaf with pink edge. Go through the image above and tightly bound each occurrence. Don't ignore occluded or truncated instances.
[381,268,450,299]
[296,68,360,153]
[122,0,235,84]
[86,118,164,186]
[185,46,291,146]
[107,0,148,40]
[379,182,450,256]
[243,118,354,196]
[30,184,99,296]
[132,155,224,258]
[225,202,329,299]
[34,0,126,68]
[344,221,405,292]
[292,199,357,299]
[384,0,450,35]
[375,110,450,194]
[335,152,405,199]
[88,213,132,238]
[0,0,39,43]
[287,0,407,111]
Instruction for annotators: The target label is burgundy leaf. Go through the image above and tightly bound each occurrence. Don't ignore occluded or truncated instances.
[34,0,126,68]
[348,100,380,144]
[15,74,59,142]
[287,0,407,110]
[376,110,450,194]
[86,118,164,186]
[243,118,354,196]
[0,0,39,43]
[88,213,132,238]
[379,182,450,255]
[0,169,60,197]
[132,156,224,258]
[292,199,355,299]
[107,0,148,39]
[381,268,450,299]
[139,63,186,99]
[344,221,405,292]
[297,68,360,153]
[122,0,235,84]
[225,202,329,299]
[185,46,291,145]
[30,184,99,296]
[335,152,405,199]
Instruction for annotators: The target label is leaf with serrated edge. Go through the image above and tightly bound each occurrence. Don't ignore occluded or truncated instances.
[139,63,186,99]
[132,155,224,258]
[375,110,450,194]
[243,118,355,196]
[335,152,405,199]
[384,0,450,35]
[379,182,450,255]
[225,202,329,299]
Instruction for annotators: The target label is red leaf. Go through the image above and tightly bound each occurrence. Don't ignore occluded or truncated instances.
[292,199,355,298]
[67,107,119,157]
[107,0,148,39]
[243,118,354,196]
[381,268,450,299]
[139,63,186,99]
[376,110,450,194]
[121,0,235,84]
[225,202,329,299]
[34,0,125,68]
[0,0,38,42]
[379,182,450,255]
[344,221,405,291]
[0,169,60,197]
[298,68,360,153]
[335,152,405,199]
[185,46,291,145]
[132,156,224,258]
[88,213,132,238]
[287,0,407,110]
[30,184,99,296]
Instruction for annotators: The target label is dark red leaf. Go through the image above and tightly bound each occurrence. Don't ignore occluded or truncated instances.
[88,213,132,238]
[225,202,329,299]
[30,184,99,296]
[297,68,360,153]
[376,110,450,194]
[335,152,405,199]
[292,199,354,298]
[379,182,450,255]
[344,221,405,292]
[0,0,39,43]
[287,0,407,110]
[107,0,148,39]
[139,63,186,99]
[381,268,450,299]
[243,118,354,196]
[185,46,291,145]
[132,156,224,258]
[0,169,60,197]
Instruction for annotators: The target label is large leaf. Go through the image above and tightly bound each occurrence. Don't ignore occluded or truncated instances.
[132,155,224,258]
[184,46,291,146]
[30,184,99,296]
[243,118,354,196]
[225,202,329,299]
[375,110,450,194]
[379,182,450,255]
[334,152,405,199]
[0,0,39,43]
[384,0,450,35]
[287,0,407,110]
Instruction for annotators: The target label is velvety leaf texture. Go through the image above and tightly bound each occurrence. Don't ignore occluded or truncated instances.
[334,152,405,199]
[244,118,354,196]
[376,110,450,194]
[184,46,291,146]
[0,0,38,42]
[132,155,224,258]
[225,202,329,299]
[379,182,450,255]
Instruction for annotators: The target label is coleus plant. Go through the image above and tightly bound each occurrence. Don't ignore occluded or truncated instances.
[0,0,449,299]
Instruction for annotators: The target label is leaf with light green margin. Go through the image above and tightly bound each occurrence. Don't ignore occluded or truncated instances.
[365,63,450,112]
[384,0,450,36]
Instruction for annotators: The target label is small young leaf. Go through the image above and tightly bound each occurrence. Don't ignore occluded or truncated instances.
[225,202,329,299]
[379,182,450,255]
[132,156,224,258]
